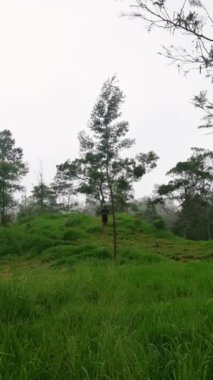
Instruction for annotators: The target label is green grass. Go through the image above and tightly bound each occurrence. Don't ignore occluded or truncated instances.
[0,262,213,379]
[0,212,213,379]
[0,212,212,262]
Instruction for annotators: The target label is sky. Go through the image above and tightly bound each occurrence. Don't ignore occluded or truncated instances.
[0,0,212,199]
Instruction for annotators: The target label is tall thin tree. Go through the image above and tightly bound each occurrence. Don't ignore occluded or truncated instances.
[58,77,159,259]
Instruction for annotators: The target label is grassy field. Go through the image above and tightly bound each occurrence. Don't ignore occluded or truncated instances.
[0,213,213,379]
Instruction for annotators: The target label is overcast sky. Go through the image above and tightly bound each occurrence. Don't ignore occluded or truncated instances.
[0,0,212,198]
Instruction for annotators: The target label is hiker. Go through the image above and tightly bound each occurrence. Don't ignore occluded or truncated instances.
[101,205,109,226]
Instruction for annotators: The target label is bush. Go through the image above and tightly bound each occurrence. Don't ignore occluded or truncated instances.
[153,218,165,230]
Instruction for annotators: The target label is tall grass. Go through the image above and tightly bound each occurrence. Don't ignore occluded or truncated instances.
[0,261,213,379]
[0,213,213,378]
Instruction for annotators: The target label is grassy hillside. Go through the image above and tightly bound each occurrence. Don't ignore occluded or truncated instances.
[0,213,213,379]
[0,212,213,264]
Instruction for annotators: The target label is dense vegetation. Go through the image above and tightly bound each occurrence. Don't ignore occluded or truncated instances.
[0,213,213,379]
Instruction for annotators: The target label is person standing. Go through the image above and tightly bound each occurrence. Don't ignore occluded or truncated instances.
[101,205,109,226]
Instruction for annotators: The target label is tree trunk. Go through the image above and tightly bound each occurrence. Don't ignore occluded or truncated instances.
[1,185,6,225]
[109,184,117,261]
[99,183,105,207]
[105,124,117,260]
[205,202,211,240]
[182,209,186,239]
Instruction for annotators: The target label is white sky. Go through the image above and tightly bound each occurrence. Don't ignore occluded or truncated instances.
[0,0,212,198]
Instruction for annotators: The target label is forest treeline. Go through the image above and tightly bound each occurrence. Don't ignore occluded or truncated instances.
[0,77,213,242]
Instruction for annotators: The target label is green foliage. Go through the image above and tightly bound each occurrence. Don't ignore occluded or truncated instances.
[57,77,159,259]
[0,130,28,223]
[58,76,159,208]
[158,148,213,240]
[31,179,57,214]
[51,166,74,209]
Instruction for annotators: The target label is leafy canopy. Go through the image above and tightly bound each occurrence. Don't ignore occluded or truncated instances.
[57,76,159,208]
[0,129,28,222]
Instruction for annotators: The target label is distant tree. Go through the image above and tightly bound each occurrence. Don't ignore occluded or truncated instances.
[173,194,213,240]
[51,168,75,211]
[0,130,28,224]
[154,198,178,230]
[128,0,213,128]
[57,76,159,259]
[132,196,159,222]
[31,174,56,214]
[131,195,176,229]
[158,147,213,239]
